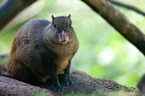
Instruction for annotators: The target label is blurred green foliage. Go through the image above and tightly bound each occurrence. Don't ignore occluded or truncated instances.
[0,0,144,88]
[0,0,4,3]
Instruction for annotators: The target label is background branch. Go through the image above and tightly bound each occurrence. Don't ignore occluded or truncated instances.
[107,0,145,16]
[82,0,145,55]
[0,0,36,30]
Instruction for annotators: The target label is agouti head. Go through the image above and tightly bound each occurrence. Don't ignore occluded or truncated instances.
[51,14,75,44]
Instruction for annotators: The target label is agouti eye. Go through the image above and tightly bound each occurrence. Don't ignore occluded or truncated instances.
[60,34,62,37]
[54,24,56,28]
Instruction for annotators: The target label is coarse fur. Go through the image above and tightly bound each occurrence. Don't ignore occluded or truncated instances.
[137,75,145,93]
[6,15,79,91]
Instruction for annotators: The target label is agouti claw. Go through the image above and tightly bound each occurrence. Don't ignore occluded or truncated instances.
[43,85,65,91]
[69,80,74,85]
[52,87,64,91]
[66,79,74,86]
[55,85,65,91]
[58,87,65,91]
[41,82,64,91]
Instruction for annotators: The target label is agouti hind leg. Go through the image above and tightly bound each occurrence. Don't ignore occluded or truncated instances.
[7,60,39,85]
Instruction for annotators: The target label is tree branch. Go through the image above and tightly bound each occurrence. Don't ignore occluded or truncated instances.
[82,0,145,56]
[0,70,140,96]
[107,0,145,16]
[0,0,36,30]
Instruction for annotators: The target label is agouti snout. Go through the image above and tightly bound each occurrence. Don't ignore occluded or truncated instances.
[6,14,79,91]
[58,30,69,44]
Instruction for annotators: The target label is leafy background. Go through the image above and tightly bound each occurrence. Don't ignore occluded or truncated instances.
[0,0,144,88]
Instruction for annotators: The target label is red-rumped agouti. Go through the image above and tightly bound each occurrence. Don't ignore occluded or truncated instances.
[6,14,79,91]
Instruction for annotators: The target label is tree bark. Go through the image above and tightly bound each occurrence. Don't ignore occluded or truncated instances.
[0,70,140,96]
[82,0,145,56]
[0,0,36,30]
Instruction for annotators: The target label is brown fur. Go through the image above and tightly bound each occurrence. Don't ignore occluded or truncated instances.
[6,15,79,90]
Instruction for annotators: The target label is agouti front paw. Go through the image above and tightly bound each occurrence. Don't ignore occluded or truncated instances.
[54,85,65,91]
[58,74,74,86]
[41,80,64,91]
[42,83,64,91]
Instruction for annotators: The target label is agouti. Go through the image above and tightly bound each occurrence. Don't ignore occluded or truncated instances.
[6,14,79,91]
[137,75,145,93]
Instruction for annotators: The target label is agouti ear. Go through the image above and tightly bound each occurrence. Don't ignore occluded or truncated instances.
[51,15,56,25]
[68,14,71,19]
[51,15,56,20]
[68,14,72,25]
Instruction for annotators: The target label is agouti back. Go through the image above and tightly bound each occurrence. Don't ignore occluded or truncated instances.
[6,14,79,91]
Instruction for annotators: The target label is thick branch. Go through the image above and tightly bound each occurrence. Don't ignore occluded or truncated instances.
[82,0,145,55]
[0,0,36,30]
[108,0,145,16]
[0,70,140,96]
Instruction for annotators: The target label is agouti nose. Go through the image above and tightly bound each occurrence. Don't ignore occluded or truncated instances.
[59,30,68,39]
[60,30,67,38]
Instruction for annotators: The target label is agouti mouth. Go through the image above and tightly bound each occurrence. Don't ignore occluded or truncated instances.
[59,40,68,44]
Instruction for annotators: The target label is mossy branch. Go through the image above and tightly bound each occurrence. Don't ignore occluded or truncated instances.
[82,0,145,55]
[0,0,36,30]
